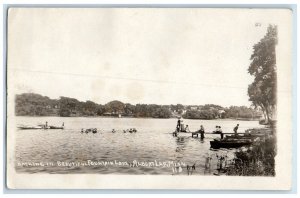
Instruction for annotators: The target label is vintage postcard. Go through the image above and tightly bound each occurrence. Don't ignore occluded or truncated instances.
[6,8,293,190]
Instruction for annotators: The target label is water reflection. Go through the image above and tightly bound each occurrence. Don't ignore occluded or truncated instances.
[175,136,189,153]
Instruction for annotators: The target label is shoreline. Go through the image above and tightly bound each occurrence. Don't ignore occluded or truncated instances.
[225,126,276,176]
[14,115,261,121]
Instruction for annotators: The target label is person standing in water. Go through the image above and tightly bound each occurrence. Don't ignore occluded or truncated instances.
[219,126,224,139]
[199,125,205,140]
[176,118,181,132]
[233,124,239,136]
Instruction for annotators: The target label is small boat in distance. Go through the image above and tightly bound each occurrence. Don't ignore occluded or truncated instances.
[49,122,64,129]
[49,126,64,129]
[18,122,65,130]
[18,125,43,130]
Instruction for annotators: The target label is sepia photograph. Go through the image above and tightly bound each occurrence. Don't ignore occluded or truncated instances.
[5,7,293,189]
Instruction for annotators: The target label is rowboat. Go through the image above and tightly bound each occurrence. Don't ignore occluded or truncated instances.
[210,139,252,149]
[224,135,257,140]
[49,126,64,129]
[18,126,43,130]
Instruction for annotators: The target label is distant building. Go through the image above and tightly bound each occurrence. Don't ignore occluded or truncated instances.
[218,109,225,114]
[190,106,198,111]
[217,109,226,118]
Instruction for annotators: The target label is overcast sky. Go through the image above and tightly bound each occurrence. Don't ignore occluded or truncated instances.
[7,8,288,107]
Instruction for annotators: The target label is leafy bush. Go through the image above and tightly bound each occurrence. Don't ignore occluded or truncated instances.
[227,136,276,176]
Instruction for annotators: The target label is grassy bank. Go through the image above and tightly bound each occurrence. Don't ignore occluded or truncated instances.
[226,127,276,176]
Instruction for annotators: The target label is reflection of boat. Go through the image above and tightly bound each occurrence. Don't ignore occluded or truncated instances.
[210,139,252,149]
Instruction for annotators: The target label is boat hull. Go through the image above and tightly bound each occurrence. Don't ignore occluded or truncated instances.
[210,139,252,149]
[18,126,43,130]
[49,126,64,129]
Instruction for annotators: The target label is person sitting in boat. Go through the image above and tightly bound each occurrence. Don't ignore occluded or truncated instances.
[184,125,190,132]
[199,125,205,139]
[214,125,220,134]
[218,126,223,133]
[81,128,84,133]
[129,128,133,133]
[43,121,49,129]
[112,129,116,133]
[233,124,239,136]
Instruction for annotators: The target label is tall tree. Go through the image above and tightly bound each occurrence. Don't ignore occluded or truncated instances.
[105,100,125,114]
[248,25,277,123]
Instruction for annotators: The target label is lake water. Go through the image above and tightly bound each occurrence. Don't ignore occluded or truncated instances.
[15,117,262,175]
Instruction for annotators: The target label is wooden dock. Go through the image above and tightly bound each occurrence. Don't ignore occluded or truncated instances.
[175,131,245,135]
[172,131,247,138]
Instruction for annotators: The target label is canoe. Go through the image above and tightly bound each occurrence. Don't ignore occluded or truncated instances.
[37,124,50,129]
[210,139,252,149]
[49,126,64,129]
[18,126,43,130]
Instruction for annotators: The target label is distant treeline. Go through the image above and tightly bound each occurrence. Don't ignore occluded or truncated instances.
[15,93,262,119]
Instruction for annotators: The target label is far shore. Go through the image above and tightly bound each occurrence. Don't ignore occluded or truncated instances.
[15,115,260,121]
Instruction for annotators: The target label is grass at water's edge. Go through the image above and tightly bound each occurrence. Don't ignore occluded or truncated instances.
[226,127,276,176]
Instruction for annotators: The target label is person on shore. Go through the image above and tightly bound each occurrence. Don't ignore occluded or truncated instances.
[199,125,205,139]
[234,124,239,136]
[112,129,116,133]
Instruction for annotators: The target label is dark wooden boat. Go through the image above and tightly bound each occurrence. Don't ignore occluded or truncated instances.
[210,139,252,149]
[225,135,257,140]
[49,126,64,129]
